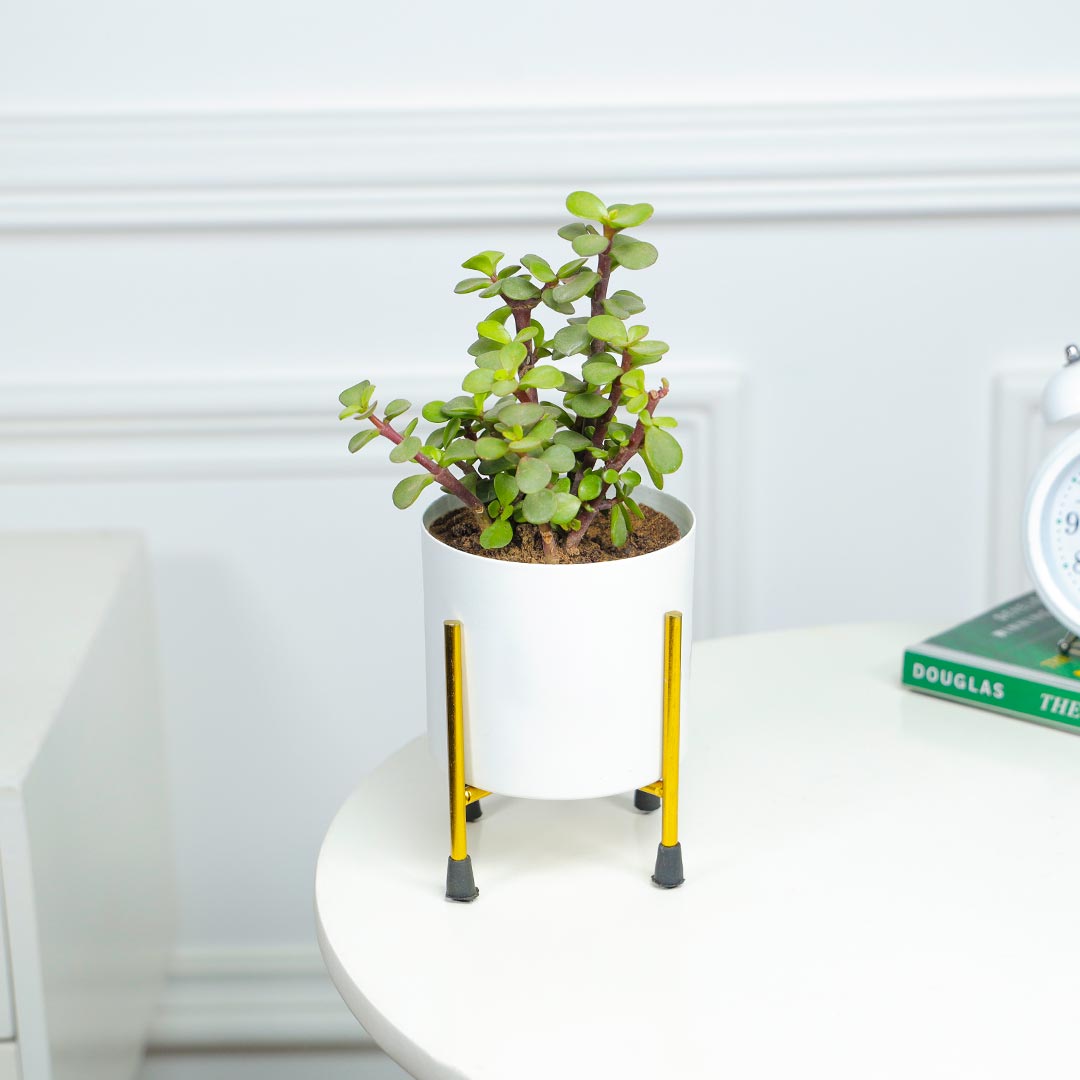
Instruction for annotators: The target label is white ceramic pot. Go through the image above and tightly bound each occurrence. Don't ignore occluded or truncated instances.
[421,488,695,800]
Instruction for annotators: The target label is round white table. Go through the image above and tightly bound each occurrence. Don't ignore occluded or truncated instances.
[316,624,1080,1079]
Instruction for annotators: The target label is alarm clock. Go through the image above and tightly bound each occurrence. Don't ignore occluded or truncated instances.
[1024,344,1080,651]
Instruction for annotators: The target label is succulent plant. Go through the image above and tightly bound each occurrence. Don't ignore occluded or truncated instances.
[338,191,682,562]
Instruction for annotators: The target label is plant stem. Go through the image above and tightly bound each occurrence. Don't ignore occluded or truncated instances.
[508,299,540,402]
[590,349,633,451]
[565,384,669,550]
[368,414,485,513]
[538,522,558,563]
[588,226,616,354]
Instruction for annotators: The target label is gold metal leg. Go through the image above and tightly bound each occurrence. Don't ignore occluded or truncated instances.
[444,620,478,901]
[652,610,685,888]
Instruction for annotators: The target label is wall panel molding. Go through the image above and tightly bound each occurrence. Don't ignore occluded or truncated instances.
[0,366,743,634]
[5,96,1080,229]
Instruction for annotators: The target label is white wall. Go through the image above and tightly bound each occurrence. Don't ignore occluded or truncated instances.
[3,3,1080,1076]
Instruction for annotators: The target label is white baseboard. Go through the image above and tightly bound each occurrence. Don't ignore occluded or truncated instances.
[148,946,374,1051]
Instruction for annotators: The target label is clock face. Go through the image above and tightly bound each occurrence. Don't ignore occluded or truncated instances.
[1025,430,1080,634]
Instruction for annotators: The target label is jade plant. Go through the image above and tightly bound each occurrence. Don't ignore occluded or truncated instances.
[338,191,682,562]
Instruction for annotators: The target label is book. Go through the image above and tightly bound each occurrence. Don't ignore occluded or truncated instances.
[902,593,1080,733]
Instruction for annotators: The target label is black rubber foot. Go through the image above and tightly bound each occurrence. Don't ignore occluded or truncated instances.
[445,855,479,902]
[652,842,685,889]
[634,789,661,813]
[466,800,483,822]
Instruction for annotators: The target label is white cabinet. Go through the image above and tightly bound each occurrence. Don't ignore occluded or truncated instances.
[0,534,174,1080]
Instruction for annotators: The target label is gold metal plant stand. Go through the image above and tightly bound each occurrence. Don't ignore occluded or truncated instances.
[443,612,685,902]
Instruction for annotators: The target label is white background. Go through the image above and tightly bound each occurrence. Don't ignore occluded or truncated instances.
[4,2,1080,1076]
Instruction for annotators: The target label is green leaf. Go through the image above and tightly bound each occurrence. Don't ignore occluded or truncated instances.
[389,435,422,463]
[624,392,649,413]
[557,222,588,240]
[461,369,494,394]
[552,323,592,357]
[516,456,552,494]
[541,290,577,315]
[383,398,411,420]
[610,502,629,547]
[550,492,581,526]
[442,438,479,464]
[565,190,608,221]
[492,378,518,397]
[498,402,545,428]
[454,277,490,294]
[582,358,623,385]
[629,339,669,358]
[522,488,557,524]
[643,455,665,490]
[602,290,646,319]
[475,436,508,461]
[508,436,542,453]
[607,202,653,229]
[541,443,576,472]
[500,276,541,300]
[494,472,518,506]
[530,417,557,442]
[442,395,480,418]
[612,290,645,312]
[586,314,628,347]
[566,392,610,418]
[392,473,434,509]
[551,270,600,305]
[339,380,372,408]
[572,232,610,256]
[461,250,503,275]
[475,350,504,370]
[479,282,503,298]
[515,325,539,343]
[348,428,380,453]
[643,427,683,474]
[558,372,588,395]
[553,430,592,451]
[578,472,603,501]
[477,320,511,344]
[625,495,644,519]
[611,233,658,270]
[480,519,513,549]
[556,257,588,278]
[519,365,564,390]
[499,342,528,368]
[520,254,556,283]
[653,415,678,428]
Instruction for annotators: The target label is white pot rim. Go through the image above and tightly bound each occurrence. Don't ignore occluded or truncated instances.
[420,487,695,572]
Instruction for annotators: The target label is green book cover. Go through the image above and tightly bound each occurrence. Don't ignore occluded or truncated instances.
[902,593,1080,733]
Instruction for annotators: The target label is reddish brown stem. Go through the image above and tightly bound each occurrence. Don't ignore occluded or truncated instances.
[589,227,616,354]
[538,522,559,563]
[507,299,541,402]
[368,414,484,512]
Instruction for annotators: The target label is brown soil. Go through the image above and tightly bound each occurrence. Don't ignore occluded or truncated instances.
[429,504,681,564]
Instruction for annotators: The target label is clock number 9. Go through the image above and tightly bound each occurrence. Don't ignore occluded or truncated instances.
[1067,512,1080,535]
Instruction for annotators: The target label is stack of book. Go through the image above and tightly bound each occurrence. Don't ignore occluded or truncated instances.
[902,593,1080,733]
